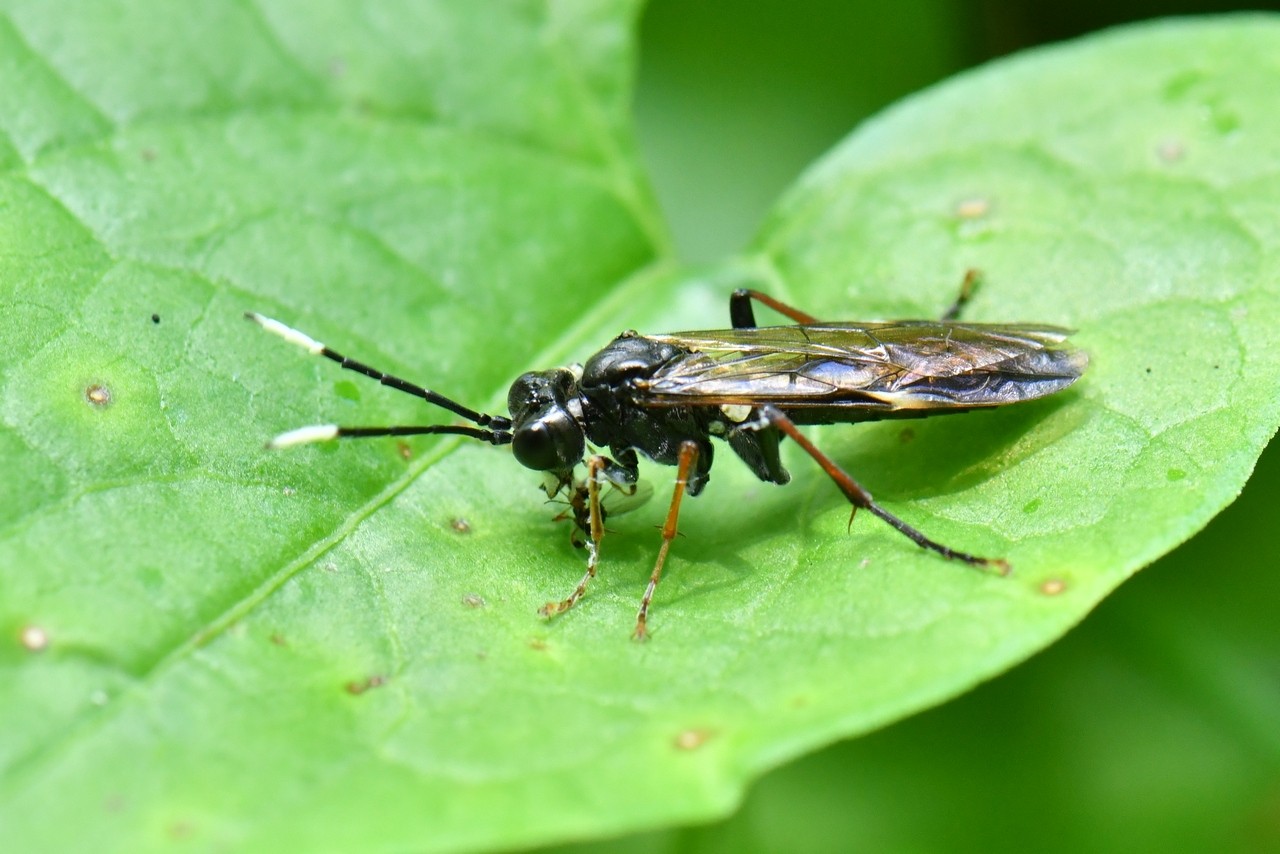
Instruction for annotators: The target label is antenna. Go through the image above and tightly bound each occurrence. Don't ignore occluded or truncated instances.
[245,312,513,448]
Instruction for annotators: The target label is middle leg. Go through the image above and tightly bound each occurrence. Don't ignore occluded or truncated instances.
[633,440,701,641]
[730,289,819,329]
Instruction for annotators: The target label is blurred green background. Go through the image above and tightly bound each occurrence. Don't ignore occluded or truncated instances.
[550,1,1280,850]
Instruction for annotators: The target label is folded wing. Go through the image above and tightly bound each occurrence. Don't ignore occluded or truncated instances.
[637,322,1087,418]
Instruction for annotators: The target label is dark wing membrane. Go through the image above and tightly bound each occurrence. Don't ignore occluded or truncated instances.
[637,322,1087,416]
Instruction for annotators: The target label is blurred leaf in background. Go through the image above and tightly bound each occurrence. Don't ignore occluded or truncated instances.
[636,0,971,261]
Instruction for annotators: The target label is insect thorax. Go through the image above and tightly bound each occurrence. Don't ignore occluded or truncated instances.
[576,333,790,493]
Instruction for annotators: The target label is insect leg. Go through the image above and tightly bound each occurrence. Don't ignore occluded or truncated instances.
[540,456,609,618]
[729,289,819,328]
[633,440,701,641]
[939,269,982,322]
[760,406,1011,574]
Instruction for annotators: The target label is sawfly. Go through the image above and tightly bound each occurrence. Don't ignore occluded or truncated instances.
[246,274,1087,640]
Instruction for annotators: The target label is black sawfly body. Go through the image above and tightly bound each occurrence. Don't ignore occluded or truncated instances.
[247,277,1087,640]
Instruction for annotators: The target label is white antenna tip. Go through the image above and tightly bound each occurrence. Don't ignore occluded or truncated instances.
[267,424,340,449]
[245,312,325,355]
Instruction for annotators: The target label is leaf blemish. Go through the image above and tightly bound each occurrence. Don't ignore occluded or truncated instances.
[1039,578,1067,596]
[20,624,49,652]
[1162,69,1203,101]
[1156,139,1185,163]
[84,383,112,407]
[345,675,387,695]
[954,197,990,219]
[167,819,195,840]
[674,728,713,751]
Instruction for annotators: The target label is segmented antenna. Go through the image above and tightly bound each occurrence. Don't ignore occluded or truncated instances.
[245,312,513,448]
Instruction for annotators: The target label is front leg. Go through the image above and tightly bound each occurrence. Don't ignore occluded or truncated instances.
[540,455,611,618]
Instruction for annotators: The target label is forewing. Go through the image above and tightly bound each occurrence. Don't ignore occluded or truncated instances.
[638,322,1087,411]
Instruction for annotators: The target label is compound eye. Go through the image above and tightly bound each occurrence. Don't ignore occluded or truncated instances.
[512,422,557,471]
[511,411,583,472]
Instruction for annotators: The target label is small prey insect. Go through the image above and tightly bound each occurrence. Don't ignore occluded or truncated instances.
[246,275,1086,640]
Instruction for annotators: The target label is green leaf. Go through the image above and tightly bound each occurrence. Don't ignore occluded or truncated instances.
[653,439,1280,853]
[1,8,1277,854]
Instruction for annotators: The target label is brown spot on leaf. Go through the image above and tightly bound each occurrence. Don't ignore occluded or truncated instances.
[85,384,112,407]
[1039,578,1067,596]
[674,728,713,750]
[954,197,991,219]
[1156,139,1185,163]
[346,675,387,695]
